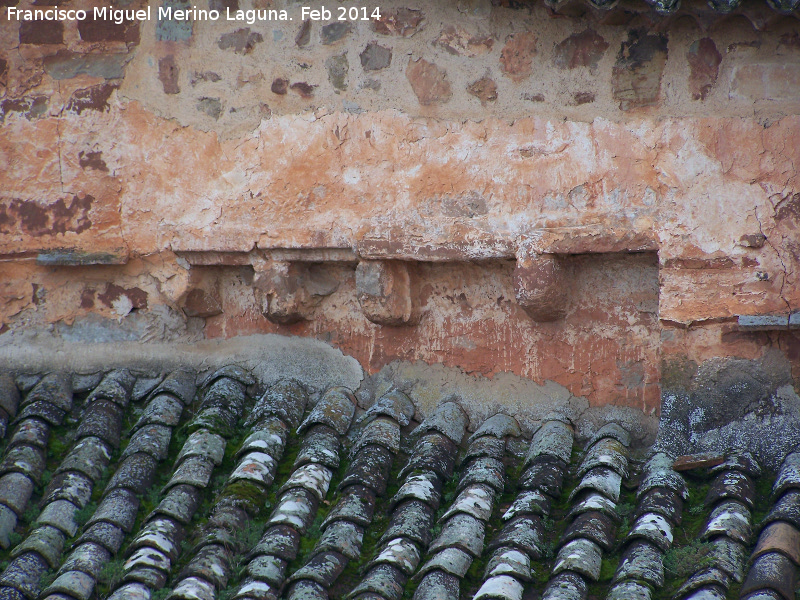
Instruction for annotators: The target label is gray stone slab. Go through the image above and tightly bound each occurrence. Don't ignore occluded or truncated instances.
[370,537,420,576]
[578,437,628,479]
[526,421,573,465]
[8,418,49,450]
[77,399,123,448]
[488,515,544,557]
[554,538,602,581]
[57,436,112,481]
[249,525,300,562]
[358,390,415,428]
[322,484,375,529]
[350,564,406,600]
[380,500,434,547]
[629,512,674,552]
[542,572,587,600]
[154,484,202,525]
[352,417,400,455]
[10,525,65,569]
[429,513,485,557]
[289,550,348,587]
[165,455,215,490]
[294,425,340,469]
[88,487,140,532]
[612,540,663,587]
[484,547,531,581]
[77,521,126,554]
[412,569,459,600]
[315,519,363,560]
[473,575,524,600]
[135,394,185,429]
[106,452,158,495]
[36,499,79,537]
[0,472,33,515]
[59,541,110,578]
[399,432,457,480]
[248,379,307,430]
[440,484,495,522]
[42,471,93,509]
[339,444,393,495]
[297,387,355,436]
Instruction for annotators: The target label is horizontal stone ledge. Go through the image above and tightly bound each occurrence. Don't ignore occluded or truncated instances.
[36,249,128,266]
[737,314,796,331]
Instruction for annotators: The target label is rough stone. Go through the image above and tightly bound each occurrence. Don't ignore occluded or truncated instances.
[611,30,668,110]
[499,32,537,82]
[360,43,392,71]
[554,29,609,70]
[406,58,452,106]
[687,38,722,101]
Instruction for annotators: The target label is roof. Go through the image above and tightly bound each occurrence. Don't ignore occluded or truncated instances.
[0,368,796,600]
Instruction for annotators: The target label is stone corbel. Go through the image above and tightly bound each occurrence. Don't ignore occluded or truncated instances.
[356,260,420,326]
[253,259,339,325]
[513,252,570,322]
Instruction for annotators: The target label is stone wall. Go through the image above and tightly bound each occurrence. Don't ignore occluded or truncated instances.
[1,0,799,413]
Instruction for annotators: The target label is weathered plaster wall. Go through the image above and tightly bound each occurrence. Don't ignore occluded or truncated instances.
[1,0,799,413]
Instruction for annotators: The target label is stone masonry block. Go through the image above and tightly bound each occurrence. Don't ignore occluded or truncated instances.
[356,260,419,326]
[513,254,569,322]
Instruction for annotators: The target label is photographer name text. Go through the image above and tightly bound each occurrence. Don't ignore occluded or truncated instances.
[7,5,382,25]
